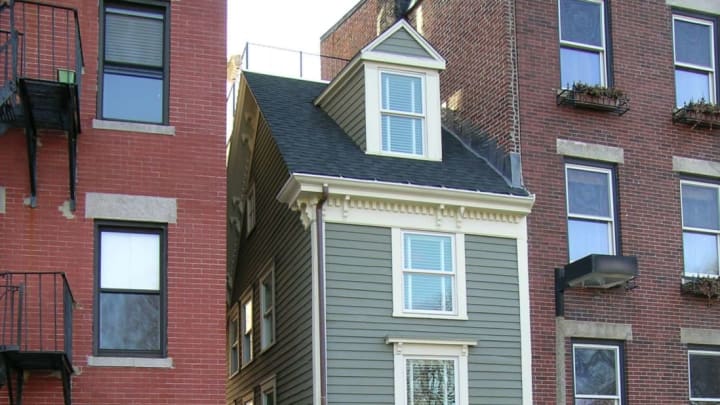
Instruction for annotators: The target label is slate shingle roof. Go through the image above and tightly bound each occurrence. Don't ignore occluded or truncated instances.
[244,71,528,197]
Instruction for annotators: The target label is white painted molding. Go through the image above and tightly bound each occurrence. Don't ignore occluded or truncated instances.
[87,356,173,368]
[667,0,720,14]
[681,327,720,345]
[85,193,177,223]
[92,119,175,136]
[673,156,720,178]
[556,138,624,164]
[385,337,477,346]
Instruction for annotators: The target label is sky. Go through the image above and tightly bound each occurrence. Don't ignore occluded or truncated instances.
[227,0,361,80]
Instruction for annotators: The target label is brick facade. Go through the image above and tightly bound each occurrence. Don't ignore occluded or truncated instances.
[322,0,720,403]
[0,0,227,403]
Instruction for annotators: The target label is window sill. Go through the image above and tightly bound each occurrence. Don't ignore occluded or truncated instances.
[87,356,173,368]
[392,312,468,321]
[92,119,175,136]
[259,341,275,355]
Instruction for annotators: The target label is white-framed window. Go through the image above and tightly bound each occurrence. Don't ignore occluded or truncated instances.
[260,264,275,351]
[241,290,253,367]
[380,70,426,157]
[246,183,256,235]
[673,14,717,107]
[558,0,607,87]
[228,304,240,377]
[242,392,254,405]
[391,229,467,319]
[681,180,720,277]
[573,342,624,404]
[261,377,276,405]
[565,163,616,262]
[389,341,471,405]
[688,349,720,402]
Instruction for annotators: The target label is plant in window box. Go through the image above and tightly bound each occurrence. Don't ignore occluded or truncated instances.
[557,82,629,115]
[673,99,720,128]
[681,276,720,306]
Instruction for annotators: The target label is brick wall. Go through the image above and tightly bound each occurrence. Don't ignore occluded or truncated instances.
[0,0,227,403]
[323,0,720,403]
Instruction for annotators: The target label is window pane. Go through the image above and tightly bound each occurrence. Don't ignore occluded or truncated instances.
[103,73,163,123]
[262,391,275,405]
[684,232,719,275]
[574,346,619,396]
[404,273,454,312]
[406,359,456,405]
[262,278,273,310]
[230,346,239,373]
[674,19,713,68]
[560,0,603,46]
[567,168,611,218]
[382,115,423,155]
[262,313,274,348]
[99,292,160,351]
[381,73,423,114]
[243,300,253,332]
[568,219,611,262]
[100,231,160,290]
[690,353,720,398]
[575,400,618,405]
[105,8,164,67]
[561,47,602,87]
[229,318,238,343]
[404,234,453,272]
[675,69,711,107]
[682,184,719,230]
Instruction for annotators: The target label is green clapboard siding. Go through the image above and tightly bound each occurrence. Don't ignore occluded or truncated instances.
[321,67,366,149]
[325,223,522,404]
[373,28,434,59]
[227,116,313,405]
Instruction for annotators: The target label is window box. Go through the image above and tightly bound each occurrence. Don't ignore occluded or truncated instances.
[681,277,720,305]
[673,100,720,128]
[557,83,629,115]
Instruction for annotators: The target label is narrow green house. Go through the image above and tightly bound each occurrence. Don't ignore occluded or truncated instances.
[226,20,535,405]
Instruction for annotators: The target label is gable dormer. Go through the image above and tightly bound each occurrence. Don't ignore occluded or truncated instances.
[316,20,446,161]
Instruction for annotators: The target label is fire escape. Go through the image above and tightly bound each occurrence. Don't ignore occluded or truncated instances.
[0,272,75,405]
[0,0,83,210]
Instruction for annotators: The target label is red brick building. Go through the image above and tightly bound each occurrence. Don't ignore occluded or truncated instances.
[322,0,720,403]
[0,0,226,403]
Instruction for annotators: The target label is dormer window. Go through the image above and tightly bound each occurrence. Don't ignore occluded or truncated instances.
[380,71,425,156]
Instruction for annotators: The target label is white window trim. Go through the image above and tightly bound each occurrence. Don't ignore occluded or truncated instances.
[565,163,616,261]
[240,288,254,368]
[259,262,276,352]
[391,228,467,320]
[558,0,607,87]
[572,342,622,404]
[673,14,717,104]
[688,349,720,402]
[228,303,240,378]
[246,183,256,236]
[680,180,720,277]
[242,391,254,405]
[260,376,276,405]
[379,70,427,157]
[364,62,442,161]
[389,341,471,405]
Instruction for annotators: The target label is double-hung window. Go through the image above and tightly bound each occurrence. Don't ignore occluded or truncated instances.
[260,267,275,350]
[100,1,169,124]
[681,181,720,277]
[688,349,720,402]
[573,342,624,405]
[246,183,256,236]
[558,0,607,87]
[673,14,717,107]
[565,163,617,262]
[380,71,426,156]
[241,291,253,366]
[95,222,166,356]
[392,229,467,319]
[228,305,240,376]
[261,378,276,405]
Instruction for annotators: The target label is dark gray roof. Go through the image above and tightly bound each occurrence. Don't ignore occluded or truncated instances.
[244,71,528,196]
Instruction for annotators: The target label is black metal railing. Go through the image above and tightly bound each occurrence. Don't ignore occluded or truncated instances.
[0,272,74,359]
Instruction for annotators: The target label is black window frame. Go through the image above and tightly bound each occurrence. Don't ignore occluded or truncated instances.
[688,344,720,402]
[564,158,621,263]
[672,9,720,107]
[93,220,168,358]
[98,0,171,125]
[571,339,627,405]
[557,0,615,88]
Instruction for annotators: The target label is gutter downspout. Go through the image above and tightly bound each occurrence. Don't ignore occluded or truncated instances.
[317,184,329,405]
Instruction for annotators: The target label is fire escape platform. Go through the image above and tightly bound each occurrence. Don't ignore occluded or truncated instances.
[2,351,72,374]
[17,78,80,132]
